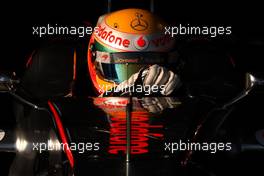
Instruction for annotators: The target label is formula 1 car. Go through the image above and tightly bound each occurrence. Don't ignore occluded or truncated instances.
[1,0,264,174]
[0,39,264,176]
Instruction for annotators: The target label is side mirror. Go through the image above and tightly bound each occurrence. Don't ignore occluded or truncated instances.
[0,72,19,92]
[245,73,264,92]
[223,73,264,109]
[0,72,41,109]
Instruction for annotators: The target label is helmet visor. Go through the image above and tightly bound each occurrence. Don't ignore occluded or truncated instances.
[95,51,178,83]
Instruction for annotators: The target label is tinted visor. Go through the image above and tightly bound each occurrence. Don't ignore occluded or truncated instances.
[95,51,178,83]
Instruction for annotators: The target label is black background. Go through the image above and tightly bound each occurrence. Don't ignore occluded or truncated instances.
[1,0,263,73]
[0,0,263,175]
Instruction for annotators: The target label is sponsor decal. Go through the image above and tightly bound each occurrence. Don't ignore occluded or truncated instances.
[130,12,148,31]
[108,112,163,154]
[134,35,149,50]
[93,97,163,155]
[93,19,174,51]
[95,24,130,49]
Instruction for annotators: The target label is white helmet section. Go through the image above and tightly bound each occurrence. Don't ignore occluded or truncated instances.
[93,17,174,52]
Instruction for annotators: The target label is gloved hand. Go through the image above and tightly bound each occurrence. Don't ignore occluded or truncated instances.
[140,97,181,113]
[115,64,181,95]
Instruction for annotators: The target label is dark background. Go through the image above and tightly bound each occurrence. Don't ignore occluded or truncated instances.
[1,0,263,73]
[0,0,263,175]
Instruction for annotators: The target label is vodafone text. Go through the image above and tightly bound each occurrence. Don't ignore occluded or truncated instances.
[94,24,172,50]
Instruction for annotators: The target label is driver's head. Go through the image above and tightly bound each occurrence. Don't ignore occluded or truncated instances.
[88,8,176,94]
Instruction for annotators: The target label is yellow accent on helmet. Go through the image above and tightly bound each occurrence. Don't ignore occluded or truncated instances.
[105,8,166,34]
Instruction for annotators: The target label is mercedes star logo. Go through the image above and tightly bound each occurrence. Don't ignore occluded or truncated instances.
[130,13,148,31]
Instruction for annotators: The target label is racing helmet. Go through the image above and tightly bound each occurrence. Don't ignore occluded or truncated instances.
[88,8,176,94]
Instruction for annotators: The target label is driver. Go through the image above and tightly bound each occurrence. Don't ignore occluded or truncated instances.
[88,8,181,97]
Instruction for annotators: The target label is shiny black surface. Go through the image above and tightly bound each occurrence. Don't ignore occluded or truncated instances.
[1,1,264,175]
[1,94,263,175]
